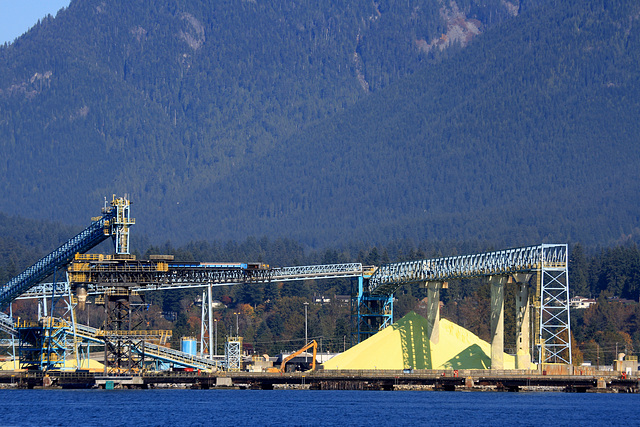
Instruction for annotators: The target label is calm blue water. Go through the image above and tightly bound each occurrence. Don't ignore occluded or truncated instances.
[0,389,637,426]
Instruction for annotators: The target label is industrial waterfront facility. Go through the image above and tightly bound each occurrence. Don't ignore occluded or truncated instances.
[0,196,637,392]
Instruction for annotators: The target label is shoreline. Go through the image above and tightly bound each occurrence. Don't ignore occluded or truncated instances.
[0,369,637,393]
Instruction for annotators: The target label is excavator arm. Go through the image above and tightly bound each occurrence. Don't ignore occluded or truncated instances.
[277,340,317,373]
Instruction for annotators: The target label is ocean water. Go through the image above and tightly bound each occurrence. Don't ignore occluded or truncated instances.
[0,389,637,426]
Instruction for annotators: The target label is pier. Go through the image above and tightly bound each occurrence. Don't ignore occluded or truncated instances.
[1,369,638,393]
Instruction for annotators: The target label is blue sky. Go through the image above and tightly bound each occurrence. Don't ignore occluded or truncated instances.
[0,0,71,45]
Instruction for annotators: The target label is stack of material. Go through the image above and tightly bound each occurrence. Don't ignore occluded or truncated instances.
[323,311,515,370]
[0,358,105,372]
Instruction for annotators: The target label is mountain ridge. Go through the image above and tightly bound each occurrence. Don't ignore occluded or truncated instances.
[1,0,638,248]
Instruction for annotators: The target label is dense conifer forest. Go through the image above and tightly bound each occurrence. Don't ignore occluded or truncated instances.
[0,0,638,247]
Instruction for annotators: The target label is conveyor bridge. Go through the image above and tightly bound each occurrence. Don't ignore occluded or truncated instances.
[13,264,364,294]
[0,196,133,312]
[0,196,570,369]
[66,261,364,292]
[0,214,113,311]
[360,244,570,364]
[369,244,567,295]
[73,323,219,371]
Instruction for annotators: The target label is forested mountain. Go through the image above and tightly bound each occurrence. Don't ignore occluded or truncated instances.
[2,0,639,365]
[0,0,638,249]
[194,0,640,247]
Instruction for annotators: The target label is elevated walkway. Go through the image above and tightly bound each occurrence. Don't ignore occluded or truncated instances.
[368,244,567,295]
[73,322,218,371]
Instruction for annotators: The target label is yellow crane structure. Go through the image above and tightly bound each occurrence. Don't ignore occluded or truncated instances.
[268,340,318,373]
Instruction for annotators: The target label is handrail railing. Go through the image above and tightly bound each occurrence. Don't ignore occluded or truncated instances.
[369,244,567,295]
[0,211,116,310]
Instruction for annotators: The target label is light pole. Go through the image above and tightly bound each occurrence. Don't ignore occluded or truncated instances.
[207,285,213,360]
[214,319,218,356]
[303,302,309,362]
[234,312,240,337]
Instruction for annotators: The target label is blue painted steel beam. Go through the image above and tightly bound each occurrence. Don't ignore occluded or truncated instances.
[0,211,116,310]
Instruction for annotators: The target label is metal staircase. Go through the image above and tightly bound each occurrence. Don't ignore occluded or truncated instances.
[74,322,218,370]
[0,312,16,335]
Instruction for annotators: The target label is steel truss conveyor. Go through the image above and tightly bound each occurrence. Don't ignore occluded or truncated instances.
[73,322,218,371]
[0,214,113,311]
[67,261,364,292]
[368,244,567,295]
[362,244,570,365]
[0,196,133,312]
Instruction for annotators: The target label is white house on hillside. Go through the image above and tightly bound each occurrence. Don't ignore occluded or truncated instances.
[570,296,596,309]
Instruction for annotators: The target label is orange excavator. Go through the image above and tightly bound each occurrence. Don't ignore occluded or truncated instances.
[268,340,318,373]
